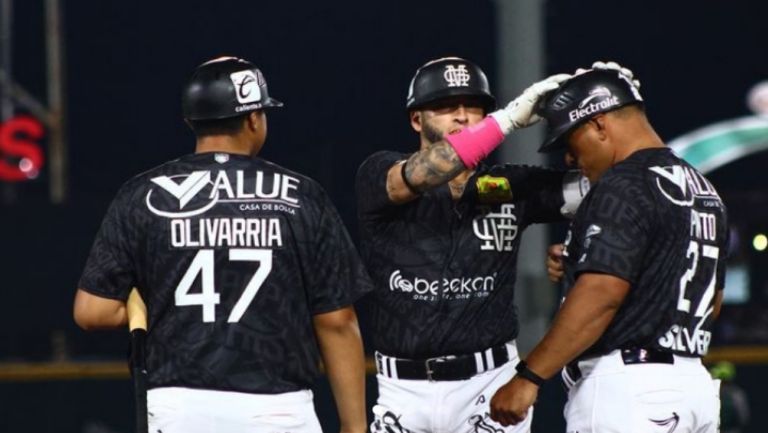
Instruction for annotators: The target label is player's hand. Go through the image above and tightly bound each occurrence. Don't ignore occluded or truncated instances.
[577,61,641,89]
[546,243,565,283]
[490,376,539,426]
[490,73,571,134]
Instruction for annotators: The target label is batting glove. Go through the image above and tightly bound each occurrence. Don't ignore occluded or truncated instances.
[490,73,572,134]
[576,61,641,89]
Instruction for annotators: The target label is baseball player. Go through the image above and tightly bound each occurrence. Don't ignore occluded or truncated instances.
[355,57,590,433]
[490,68,727,433]
[73,57,372,433]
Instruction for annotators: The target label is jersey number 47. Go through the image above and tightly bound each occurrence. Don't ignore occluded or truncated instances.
[175,249,272,323]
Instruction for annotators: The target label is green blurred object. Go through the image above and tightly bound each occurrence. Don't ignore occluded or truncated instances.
[710,361,736,381]
[476,175,512,202]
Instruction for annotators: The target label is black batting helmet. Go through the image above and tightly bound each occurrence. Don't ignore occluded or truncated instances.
[182,56,283,121]
[538,69,643,152]
[406,57,496,112]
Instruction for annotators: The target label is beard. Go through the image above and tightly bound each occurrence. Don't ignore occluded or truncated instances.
[421,119,445,145]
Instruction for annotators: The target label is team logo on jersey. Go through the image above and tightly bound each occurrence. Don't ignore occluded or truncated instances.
[649,412,680,433]
[476,175,512,202]
[649,165,721,207]
[145,170,301,218]
[569,86,620,121]
[472,204,518,252]
[444,64,471,87]
[468,414,503,433]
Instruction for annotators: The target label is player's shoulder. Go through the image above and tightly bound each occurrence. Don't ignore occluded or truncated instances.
[479,163,567,198]
[611,147,680,175]
[256,157,320,185]
[256,157,342,211]
[125,153,320,188]
[357,150,407,172]
[596,147,669,184]
[112,155,188,198]
[360,150,407,165]
[590,148,678,208]
[485,162,565,179]
[355,150,408,185]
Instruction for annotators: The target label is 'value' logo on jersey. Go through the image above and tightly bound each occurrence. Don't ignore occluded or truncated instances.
[146,170,301,218]
[649,165,721,207]
[151,171,211,209]
[472,204,518,252]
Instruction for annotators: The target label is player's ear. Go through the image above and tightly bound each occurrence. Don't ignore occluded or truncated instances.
[246,111,263,132]
[590,114,608,141]
[410,110,422,133]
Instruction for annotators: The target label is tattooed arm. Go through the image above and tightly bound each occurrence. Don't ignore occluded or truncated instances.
[385,141,466,204]
[382,73,576,204]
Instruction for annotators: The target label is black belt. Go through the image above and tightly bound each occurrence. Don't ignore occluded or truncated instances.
[565,348,674,383]
[376,344,510,381]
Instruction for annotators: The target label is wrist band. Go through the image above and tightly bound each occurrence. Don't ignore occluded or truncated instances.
[444,116,505,169]
[515,360,546,386]
[400,160,421,195]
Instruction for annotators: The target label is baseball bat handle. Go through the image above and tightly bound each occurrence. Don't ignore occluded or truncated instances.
[130,329,149,433]
[127,288,148,433]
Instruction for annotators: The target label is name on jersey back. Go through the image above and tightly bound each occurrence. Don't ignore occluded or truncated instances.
[170,217,283,249]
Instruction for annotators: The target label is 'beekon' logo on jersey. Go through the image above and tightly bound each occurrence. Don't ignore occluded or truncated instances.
[444,64,471,87]
[388,269,496,297]
[145,170,301,218]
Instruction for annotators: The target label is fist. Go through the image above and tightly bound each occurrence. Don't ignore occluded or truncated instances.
[546,243,565,283]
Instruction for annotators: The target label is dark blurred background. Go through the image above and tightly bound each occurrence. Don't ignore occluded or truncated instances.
[1,1,767,432]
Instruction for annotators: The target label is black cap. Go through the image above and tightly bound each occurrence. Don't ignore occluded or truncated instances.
[406,57,496,112]
[537,69,643,152]
[182,56,283,121]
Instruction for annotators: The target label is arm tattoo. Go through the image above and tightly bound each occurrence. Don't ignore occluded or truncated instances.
[403,140,466,192]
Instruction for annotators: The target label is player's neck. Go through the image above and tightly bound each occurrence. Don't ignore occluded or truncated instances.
[448,169,474,200]
[195,135,257,156]
[614,122,665,163]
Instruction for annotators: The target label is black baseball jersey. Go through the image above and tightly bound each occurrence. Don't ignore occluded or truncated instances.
[79,152,372,394]
[357,151,580,358]
[562,147,728,360]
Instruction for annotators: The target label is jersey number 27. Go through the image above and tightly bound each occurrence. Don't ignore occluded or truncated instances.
[677,240,718,318]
